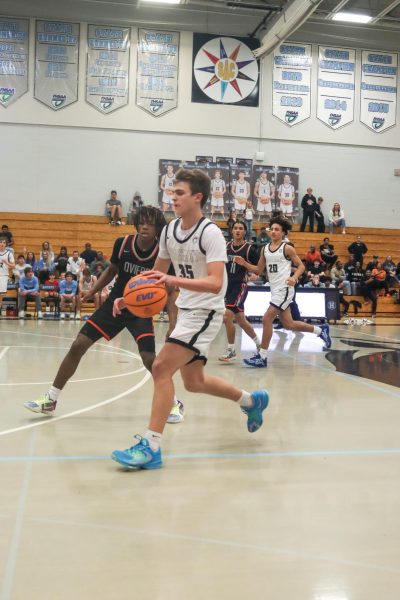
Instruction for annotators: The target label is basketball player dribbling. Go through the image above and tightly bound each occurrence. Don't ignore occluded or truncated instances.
[24,206,184,424]
[234,215,332,368]
[160,164,175,212]
[254,171,275,220]
[210,170,226,218]
[277,174,295,220]
[232,171,250,213]
[111,169,269,470]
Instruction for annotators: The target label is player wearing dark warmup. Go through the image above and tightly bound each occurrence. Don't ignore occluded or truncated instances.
[24,206,184,423]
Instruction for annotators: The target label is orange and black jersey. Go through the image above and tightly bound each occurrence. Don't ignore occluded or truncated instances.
[109,234,159,300]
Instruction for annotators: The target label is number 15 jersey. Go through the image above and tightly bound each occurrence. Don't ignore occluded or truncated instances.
[263,241,291,290]
[159,217,227,311]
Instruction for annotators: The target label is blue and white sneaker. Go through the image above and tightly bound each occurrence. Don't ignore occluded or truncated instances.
[242,390,269,433]
[111,435,162,470]
[243,352,267,368]
[318,323,332,349]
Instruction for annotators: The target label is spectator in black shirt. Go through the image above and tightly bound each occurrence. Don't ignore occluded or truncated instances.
[55,246,69,275]
[347,235,368,267]
[382,256,399,286]
[80,243,97,265]
[314,197,325,233]
[348,261,365,295]
[1,224,13,248]
[300,187,317,232]
[366,255,379,272]
[319,237,337,269]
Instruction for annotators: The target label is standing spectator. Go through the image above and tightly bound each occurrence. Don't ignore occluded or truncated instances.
[382,256,399,287]
[328,203,346,234]
[300,187,317,232]
[54,246,69,275]
[105,190,123,225]
[40,241,55,262]
[1,224,14,248]
[319,237,337,269]
[36,250,55,284]
[18,266,42,319]
[244,200,255,241]
[331,260,351,294]
[80,243,97,265]
[347,235,368,267]
[59,272,79,319]
[127,192,143,225]
[13,255,27,282]
[314,197,325,233]
[67,250,85,279]
[304,245,322,268]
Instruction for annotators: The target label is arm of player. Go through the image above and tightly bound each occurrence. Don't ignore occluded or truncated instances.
[148,261,225,295]
[285,245,305,286]
[233,253,265,276]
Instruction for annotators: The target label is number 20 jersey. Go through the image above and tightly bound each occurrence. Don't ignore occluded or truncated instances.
[263,242,291,290]
[159,217,227,311]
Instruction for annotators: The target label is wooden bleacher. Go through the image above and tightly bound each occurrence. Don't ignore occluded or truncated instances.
[1,212,399,318]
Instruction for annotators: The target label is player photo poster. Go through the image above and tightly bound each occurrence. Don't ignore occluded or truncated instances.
[0,18,29,108]
[317,46,355,129]
[136,29,179,117]
[252,165,276,220]
[207,162,230,218]
[229,164,252,214]
[235,158,253,168]
[34,21,79,110]
[275,167,299,220]
[192,33,260,107]
[360,50,398,132]
[196,155,213,164]
[273,43,312,126]
[86,24,130,113]
[158,159,181,212]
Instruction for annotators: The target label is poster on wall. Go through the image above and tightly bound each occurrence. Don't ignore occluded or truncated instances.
[158,159,181,212]
[136,29,179,117]
[196,155,213,163]
[251,165,276,219]
[192,33,260,107]
[317,46,355,129]
[272,43,312,126]
[216,156,233,165]
[86,24,130,113]
[0,18,29,108]
[275,166,299,220]
[34,21,79,110]
[360,50,398,132]
[207,162,230,217]
[229,164,252,214]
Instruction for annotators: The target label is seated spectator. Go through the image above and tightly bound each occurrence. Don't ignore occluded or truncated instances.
[67,250,85,279]
[257,226,271,248]
[36,250,55,284]
[40,241,55,262]
[127,192,143,225]
[80,242,97,265]
[362,265,387,317]
[305,274,323,288]
[226,209,238,238]
[319,237,337,269]
[370,261,389,294]
[1,224,14,248]
[304,245,322,268]
[54,246,69,275]
[348,261,365,295]
[347,235,368,267]
[59,272,79,319]
[382,255,399,287]
[100,275,116,306]
[78,268,99,311]
[42,271,60,314]
[322,276,335,289]
[13,254,27,282]
[90,251,110,275]
[328,203,346,234]
[307,259,325,280]
[331,260,351,294]
[18,266,42,319]
[314,197,325,233]
[366,255,379,272]
[298,259,309,287]
[105,190,123,225]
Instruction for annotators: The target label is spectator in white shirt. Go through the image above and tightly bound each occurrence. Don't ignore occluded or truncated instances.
[328,203,346,234]
[67,250,85,279]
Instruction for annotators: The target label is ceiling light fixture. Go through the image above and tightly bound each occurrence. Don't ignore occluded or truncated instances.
[141,0,181,4]
[332,11,373,23]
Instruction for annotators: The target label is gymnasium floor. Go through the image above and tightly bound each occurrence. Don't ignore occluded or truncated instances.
[0,318,399,600]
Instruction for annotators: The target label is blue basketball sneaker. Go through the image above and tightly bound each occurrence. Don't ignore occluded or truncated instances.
[242,390,269,433]
[111,435,162,470]
[243,352,267,368]
[318,323,332,349]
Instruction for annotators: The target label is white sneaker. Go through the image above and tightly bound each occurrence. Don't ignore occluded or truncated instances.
[18,310,25,319]
[116,220,122,226]
[37,311,43,319]
[75,313,81,320]
[24,393,57,415]
[218,348,237,363]
[167,400,184,424]
[60,312,65,319]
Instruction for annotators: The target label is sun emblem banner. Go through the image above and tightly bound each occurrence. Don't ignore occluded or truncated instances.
[192,34,259,106]
[0,18,29,108]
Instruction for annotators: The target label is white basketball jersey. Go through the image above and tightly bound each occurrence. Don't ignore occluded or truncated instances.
[164,174,174,191]
[161,217,227,311]
[211,179,224,194]
[0,250,12,277]
[263,242,291,289]
[235,181,247,196]
[258,180,272,196]
[278,184,294,199]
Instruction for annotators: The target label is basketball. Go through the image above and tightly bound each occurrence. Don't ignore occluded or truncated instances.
[123,274,167,318]
[260,196,269,204]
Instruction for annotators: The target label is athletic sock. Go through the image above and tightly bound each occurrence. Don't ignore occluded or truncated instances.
[252,334,261,346]
[313,326,322,335]
[48,386,61,401]
[238,390,253,408]
[144,430,162,452]
[172,395,179,408]
[228,343,235,351]
[259,348,268,359]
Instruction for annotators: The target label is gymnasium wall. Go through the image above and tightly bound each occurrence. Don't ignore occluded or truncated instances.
[1,21,400,226]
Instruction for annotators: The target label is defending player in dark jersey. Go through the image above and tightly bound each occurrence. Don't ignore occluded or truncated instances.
[219,221,261,363]
[24,206,184,423]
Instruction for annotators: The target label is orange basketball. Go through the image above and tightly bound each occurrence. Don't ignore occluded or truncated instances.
[123,274,167,318]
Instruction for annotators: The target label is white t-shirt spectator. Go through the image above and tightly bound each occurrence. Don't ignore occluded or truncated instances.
[67,256,85,276]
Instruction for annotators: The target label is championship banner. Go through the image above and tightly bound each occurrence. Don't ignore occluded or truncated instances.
[317,46,355,129]
[0,18,29,108]
[34,21,79,110]
[360,50,398,132]
[192,33,259,107]
[86,24,130,113]
[272,43,312,126]
[136,29,179,116]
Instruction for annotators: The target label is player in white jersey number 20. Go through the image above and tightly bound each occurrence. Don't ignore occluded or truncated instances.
[234,215,332,368]
[111,168,269,470]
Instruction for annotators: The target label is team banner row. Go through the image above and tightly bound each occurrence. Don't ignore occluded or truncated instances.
[0,19,179,115]
[273,43,398,132]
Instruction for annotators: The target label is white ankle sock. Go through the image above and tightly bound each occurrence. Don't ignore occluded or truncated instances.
[238,390,253,408]
[228,343,235,351]
[252,334,261,346]
[145,430,162,451]
[49,386,61,401]
[313,326,322,335]
[259,348,268,359]
[172,395,178,407]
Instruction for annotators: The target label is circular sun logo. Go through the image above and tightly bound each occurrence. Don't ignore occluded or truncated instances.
[194,37,259,104]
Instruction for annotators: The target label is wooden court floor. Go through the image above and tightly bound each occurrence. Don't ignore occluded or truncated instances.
[0,319,399,599]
